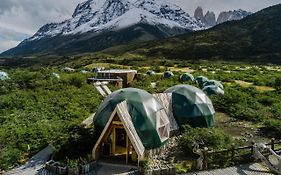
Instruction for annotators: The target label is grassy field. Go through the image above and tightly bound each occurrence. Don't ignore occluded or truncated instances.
[0,62,280,171]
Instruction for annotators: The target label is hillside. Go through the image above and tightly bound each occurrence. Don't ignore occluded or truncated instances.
[0,23,188,57]
[104,4,281,64]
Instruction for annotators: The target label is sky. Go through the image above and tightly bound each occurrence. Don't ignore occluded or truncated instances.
[0,0,280,53]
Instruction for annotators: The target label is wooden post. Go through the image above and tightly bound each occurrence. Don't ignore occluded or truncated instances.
[271,138,275,151]
[231,144,235,161]
[251,141,255,155]
[126,134,129,165]
[203,147,208,170]
[112,126,116,156]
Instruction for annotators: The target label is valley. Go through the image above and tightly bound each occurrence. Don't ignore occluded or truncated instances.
[0,0,281,174]
[1,62,280,173]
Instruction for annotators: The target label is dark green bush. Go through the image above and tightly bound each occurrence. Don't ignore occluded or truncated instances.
[262,119,281,139]
[179,125,236,155]
[67,74,86,88]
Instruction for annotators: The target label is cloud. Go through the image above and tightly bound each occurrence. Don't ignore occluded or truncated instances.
[0,0,84,34]
[0,26,30,53]
[0,0,84,53]
[0,40,20,53]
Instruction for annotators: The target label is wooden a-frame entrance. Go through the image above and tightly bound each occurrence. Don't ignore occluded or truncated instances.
[92,101,145,164]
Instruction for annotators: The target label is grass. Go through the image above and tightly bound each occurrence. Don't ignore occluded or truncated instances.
[1,62,281,171]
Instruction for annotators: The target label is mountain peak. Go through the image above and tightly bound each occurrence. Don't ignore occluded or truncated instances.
[194,6,204,21]
[26,0,205,42]
[217,9,252,24]
[194,6,251,26]
[204,11,216,26]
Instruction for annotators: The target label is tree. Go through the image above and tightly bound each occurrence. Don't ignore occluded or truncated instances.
[274,77,281,90]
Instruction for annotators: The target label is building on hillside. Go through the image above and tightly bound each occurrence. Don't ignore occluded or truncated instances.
[89,69,137,88]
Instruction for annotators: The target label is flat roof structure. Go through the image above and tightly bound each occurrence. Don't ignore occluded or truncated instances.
[97,70,137,74]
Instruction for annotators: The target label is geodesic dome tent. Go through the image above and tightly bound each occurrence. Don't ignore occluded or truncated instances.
[195,76,209,88]
[165,85,215,128]
[180,73,194,82]
[163,71,174,78]
[93,88,170,149]
[203,80,224,89]
[146,70,156,75]
[203,85,224,96]
[0,71,9,80]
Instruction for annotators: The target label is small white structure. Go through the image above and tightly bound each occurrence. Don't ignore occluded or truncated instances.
[52,73,60,79]
[0,71,9,80]
[80,70,89,74]
[61,67,75,72]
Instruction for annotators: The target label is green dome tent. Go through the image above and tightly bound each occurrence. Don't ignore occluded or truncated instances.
[203,80,224,89]
[163,71,174,78]
[93,88,170,149]
[165,85,215,128]
[0,71,9,81]
[180,73,194,82]
[195,76,209,88]
[203,85,224,96]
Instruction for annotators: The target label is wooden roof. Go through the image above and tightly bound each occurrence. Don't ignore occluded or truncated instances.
[153,93,179,132]
[93,101,145,159]
[116,101,145,157]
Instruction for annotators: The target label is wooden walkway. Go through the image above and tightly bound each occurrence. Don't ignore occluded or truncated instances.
[81,113,95,128]
[185,163,273,175]
[5,145,55,175]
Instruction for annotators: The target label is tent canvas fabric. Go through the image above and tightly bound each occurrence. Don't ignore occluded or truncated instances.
[203,80,224,89]
[163,71,174,78]
[180,73,194,82]
[165,85,215,128]
[0,71,9,80]
[195,76,209,88]
[203,85,224,96]
[93,88,170,150]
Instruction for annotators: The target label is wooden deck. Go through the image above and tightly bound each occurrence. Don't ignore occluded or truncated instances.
[185,163,273,175]
[5,145,55,175]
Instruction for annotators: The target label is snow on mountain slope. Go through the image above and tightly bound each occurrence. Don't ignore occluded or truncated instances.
[27,0,205,41]
[217,9,252,24]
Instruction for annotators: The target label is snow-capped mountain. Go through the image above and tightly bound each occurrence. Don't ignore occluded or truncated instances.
[217,9,252,24]
[27,0,205,42]
[0,0,252,57]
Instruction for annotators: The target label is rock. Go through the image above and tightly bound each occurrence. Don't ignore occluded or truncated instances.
[194,6,204,21]
[204,11,216,26]
[217,9,252,24]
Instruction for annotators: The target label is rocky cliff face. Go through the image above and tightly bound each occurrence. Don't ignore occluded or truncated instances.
[194,6,251,27]
[217,9,252,24]
[204,11,216,26]
[194,6,204,21]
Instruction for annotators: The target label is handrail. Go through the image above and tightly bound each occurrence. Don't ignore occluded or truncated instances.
[200,138,281,170]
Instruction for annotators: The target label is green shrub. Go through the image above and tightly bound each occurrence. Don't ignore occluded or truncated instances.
[0,69,100,170]
[262,119,281,139]
[179,125,235,155]
[67,74,85,88]
[139,159,149,170]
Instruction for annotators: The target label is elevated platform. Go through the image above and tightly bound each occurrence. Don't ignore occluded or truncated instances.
[185,163,273,175]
